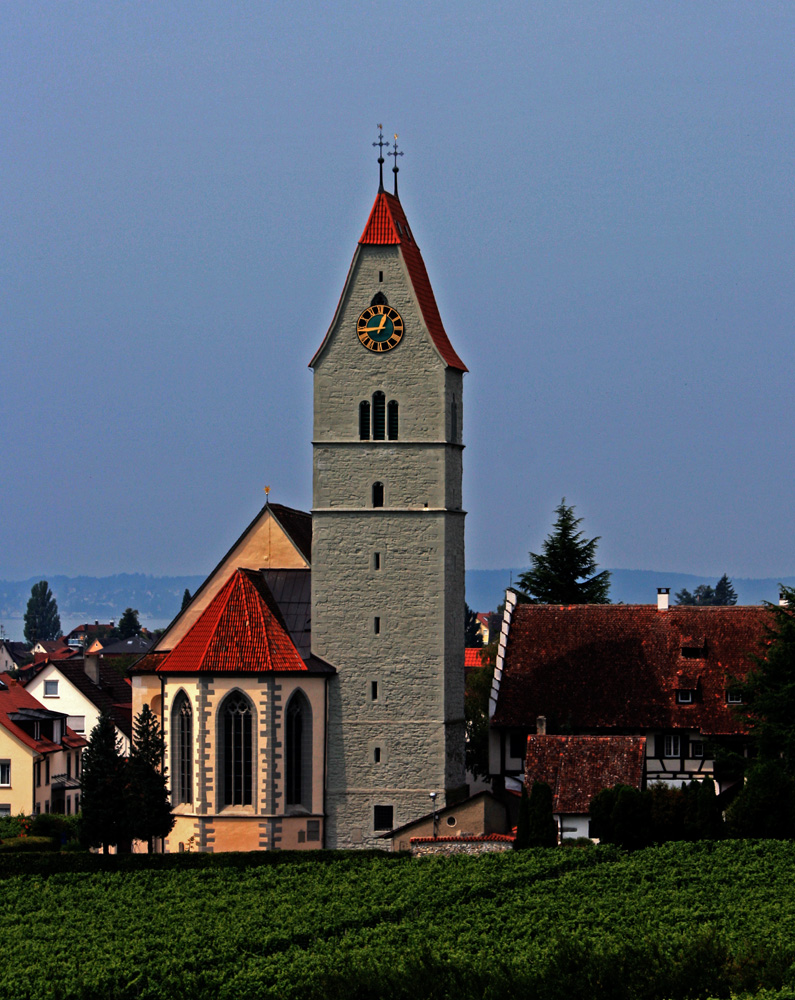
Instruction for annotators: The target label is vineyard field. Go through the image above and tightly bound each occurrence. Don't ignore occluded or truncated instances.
[3,841,795,1000]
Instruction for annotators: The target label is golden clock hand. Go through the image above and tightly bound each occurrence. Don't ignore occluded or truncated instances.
[369,315,388,336]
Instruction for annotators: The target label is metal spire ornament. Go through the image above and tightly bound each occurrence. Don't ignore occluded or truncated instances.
[373,124,387,192]
[390,134,404,198]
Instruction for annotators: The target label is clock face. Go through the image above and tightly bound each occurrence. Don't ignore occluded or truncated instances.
[357,305,404,352]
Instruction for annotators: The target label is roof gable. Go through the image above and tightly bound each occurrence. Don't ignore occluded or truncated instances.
[157,569,307,674]
[154,502,311,653]
[311,190,467,372]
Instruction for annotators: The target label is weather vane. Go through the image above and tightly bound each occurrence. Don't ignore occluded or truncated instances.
[373,124,387,192]
[390,134,404,198]
[263,485,271,504]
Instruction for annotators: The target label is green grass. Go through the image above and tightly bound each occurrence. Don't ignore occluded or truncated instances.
[2,841,794,999]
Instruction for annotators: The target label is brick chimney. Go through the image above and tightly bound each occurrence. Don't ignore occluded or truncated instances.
[536,715,547,735]
[657,588,670,612]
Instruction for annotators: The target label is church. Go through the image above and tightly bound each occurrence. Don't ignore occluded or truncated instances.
[131,138,469,851]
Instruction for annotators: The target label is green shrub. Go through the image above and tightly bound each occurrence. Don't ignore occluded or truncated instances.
[0,836,58,852]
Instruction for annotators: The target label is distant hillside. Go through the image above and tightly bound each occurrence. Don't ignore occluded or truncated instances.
[465,568,795,613]
[0,574,205,642]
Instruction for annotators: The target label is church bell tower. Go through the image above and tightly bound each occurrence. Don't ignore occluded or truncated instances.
[309,134,467,848]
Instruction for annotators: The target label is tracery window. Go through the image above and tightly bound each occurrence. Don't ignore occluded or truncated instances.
[285,691,312,811]
[171,692,193,805]
[221,693,253,806]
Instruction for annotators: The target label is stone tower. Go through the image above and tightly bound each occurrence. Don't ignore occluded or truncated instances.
[309,163,468,849]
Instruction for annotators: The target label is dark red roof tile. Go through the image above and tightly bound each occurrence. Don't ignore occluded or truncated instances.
[524,735,646,814]
[493,604,767,736]
[157,569,307,674]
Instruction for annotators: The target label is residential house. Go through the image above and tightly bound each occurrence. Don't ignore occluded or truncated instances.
[0,674,86,816]
[523,734,646,840]
[0,640,29,673]
[489,590,767,805]
[24,655,132,754]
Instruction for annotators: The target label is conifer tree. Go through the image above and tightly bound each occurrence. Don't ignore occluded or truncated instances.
[23,580,61,644]
[526,781,558,847]
[117,607,141,639]
[127,704,174,852]
[80,712,128,853]
[513,782,531,850]
[181,588,192,612]
[714,574,738,606]
[518,499,610,604]
[464,603,484,647]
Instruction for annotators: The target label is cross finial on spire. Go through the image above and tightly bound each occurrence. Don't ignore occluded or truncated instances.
[390,134,404,198]
[373,124,387,192]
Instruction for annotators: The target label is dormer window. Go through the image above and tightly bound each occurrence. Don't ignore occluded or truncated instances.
[677,690,694,704]
[727,691,743,705]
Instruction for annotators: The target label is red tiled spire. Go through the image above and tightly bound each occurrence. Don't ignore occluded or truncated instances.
[157,569,306,674]
[359,191,467,371]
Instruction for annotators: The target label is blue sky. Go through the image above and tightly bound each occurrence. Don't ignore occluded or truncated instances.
[2,2,794,580]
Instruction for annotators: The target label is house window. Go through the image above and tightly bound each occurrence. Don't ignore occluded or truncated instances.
[44,680,59,697]
[220,693,253,807]
[307,819,320,842]
[35,761,41,787]
[0,762,9,787]
[359,400,371,440]
[677,690,694,704]
[285,690,312,811]
[75,794,80,813]
[172,692,193,806]
[691,741,705,758]
[372,482,384,507]
[663,735,681,758]
[509,732,526,759]
[44,800,50,814]
[66,796,71,816]
[387,400,399,440]
[67,716,85,733]
[372,392,386,440]
[66,755,71,779]
[727,691,743,704]
[0,805,10,817]
[446,815,457,828]
[374,805,393,831]
[45,758,50,784]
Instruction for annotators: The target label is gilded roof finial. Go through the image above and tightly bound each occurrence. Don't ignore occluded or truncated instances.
[390,134,404,198]
[373,124,387,193]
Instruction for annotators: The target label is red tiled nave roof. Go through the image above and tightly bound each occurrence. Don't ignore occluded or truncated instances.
[156,569,307,674]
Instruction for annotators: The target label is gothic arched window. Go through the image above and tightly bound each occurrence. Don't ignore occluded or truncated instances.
[359,400,371,440]
[387,400,399,440]
[285,690,313,811]
[220,693,253,807]
[370,291,388,307]
[171,691,193,805]
[372,392,386,440]
[372,481,384,507]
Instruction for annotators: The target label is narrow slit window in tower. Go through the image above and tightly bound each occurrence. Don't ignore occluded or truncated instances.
[372,481,384,507]
[387,400,398,440]
[373,552,381,570]
[374,616,381,635]
[359,400,371,440]
[372,392,386,440]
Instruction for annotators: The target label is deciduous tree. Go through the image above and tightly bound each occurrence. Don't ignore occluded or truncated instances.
[23,580,61,644]
[517,500,610,604]
[117,607,142,639]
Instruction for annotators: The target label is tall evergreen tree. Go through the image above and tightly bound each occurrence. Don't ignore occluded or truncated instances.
[714,574,738,606]
[181,588,192,612]
[127,704,174,852]
[518,499,610,604]
[23,580,61,644]
[117,607,141,639]
[526,781,558,847]
[80,712,128,853]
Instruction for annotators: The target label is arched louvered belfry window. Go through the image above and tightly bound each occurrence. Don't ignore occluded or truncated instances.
[285,690,313,811]
[387,400,399,440]
[171,691,193,805]
[220,692,253,807]
[372,392,386,440]
[372,481,384,507]
[359,400,371,440]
